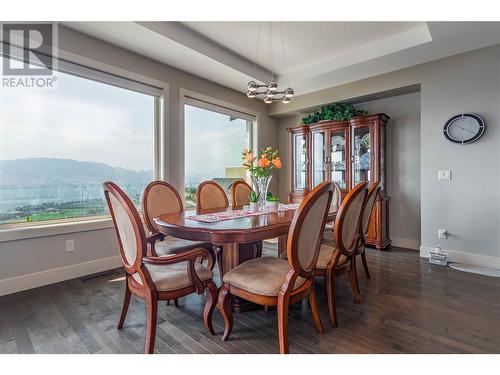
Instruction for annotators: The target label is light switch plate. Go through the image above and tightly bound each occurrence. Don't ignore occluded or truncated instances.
[438,170,451,180]
[66,239,75,252]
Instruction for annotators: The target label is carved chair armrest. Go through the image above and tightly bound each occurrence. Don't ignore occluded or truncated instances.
[145,232,165,257]
[143,247,211,293]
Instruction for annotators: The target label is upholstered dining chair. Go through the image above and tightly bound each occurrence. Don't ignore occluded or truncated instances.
[216,181,334,354]
[314,181,368,327]
[142,181,216,270]
[104,181,217,354]
[325,182,342,231]
[231,180,252,208]
[196,180,229,211]
[355,181,381,281]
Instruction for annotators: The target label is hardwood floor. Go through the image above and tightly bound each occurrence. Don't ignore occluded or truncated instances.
[1,238,499,354]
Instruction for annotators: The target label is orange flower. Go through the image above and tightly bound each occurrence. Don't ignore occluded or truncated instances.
[245,152,254,162]
[258,157,270,167]
[272,158,282,169]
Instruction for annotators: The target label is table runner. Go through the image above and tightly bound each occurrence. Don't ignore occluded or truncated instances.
[187,203,300,223]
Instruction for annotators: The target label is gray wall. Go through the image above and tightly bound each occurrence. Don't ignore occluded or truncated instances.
[276,44,500,267]
[277,92,421,249]
[356,93,421,249]
[0,26,279,294]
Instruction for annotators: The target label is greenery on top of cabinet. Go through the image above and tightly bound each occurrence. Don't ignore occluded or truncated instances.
[302,103,367,125]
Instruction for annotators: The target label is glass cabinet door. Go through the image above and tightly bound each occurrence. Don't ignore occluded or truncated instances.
[312,131,326,187]
[352,126,371,186]
[293,133,307,190]
[330,130,347,190]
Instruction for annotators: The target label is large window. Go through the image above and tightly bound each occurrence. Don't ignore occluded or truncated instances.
[184,100,254,207]
[0,55,159,226]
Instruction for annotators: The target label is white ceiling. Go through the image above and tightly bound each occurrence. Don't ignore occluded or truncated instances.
[63,21,500,97]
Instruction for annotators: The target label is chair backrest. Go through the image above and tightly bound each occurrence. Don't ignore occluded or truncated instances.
[361,181,381,240]
[103,181,146,275]
[334,181,368,256]
[287,181,334,277]
[196,180,229,211]
[142,181,183,234]
[331,183,342,211]
[231,180,252,208]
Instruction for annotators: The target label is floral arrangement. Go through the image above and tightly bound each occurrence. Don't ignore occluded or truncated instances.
[242,146,282,177]
[248,190,259,203]
[266,193,279,202]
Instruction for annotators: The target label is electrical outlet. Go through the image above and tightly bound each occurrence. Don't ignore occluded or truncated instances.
[66,239,75,252]
[438,229,448,239]
[438,170,451,180]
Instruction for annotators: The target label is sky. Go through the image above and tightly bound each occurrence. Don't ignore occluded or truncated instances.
[185,105,250,185]
[0,57,155,172]
[0,56,251,183]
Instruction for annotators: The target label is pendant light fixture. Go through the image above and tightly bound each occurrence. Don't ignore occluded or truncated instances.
[247,22,294,104]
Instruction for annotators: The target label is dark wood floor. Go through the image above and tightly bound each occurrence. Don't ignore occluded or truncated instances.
[1,238,499,354]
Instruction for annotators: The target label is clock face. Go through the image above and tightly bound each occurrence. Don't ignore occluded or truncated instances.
[443,113,485,144]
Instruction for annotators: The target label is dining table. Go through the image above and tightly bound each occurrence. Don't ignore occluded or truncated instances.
[154,204,337,311]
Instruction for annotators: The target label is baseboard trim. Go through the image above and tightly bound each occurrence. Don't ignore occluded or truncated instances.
[420,246,500,269]
[391,237,420,250]
[0,255,122,297]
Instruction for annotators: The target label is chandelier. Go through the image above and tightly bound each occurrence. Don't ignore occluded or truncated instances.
[246,22,294,104]
[247,81,294,104]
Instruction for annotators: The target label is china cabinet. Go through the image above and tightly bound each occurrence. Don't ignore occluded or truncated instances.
[287,113,390,249]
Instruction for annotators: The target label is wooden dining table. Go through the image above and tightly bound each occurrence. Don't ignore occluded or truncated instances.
[154,206,337,311]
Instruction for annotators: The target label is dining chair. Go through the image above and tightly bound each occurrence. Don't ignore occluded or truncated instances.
[216,181,334,354]
[355,181,381,281]
[196,180,229,211]
[231,180,252,208]
[314,181,368,327]
[142,181,216,271]
[325,182,342,231]
[104,181,218,354]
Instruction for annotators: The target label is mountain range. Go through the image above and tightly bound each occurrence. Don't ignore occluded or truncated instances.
[0,158,153,186]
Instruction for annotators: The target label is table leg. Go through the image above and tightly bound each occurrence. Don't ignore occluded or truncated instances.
[220,243,239,278]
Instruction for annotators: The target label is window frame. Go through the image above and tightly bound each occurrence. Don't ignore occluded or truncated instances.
[0,50,169,241]
[179,88,259,206]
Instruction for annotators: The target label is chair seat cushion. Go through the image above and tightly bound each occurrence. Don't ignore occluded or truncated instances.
[222,257,306,296]
[316,243,348,270]
[132,261,212,291]
[154,236,211,256]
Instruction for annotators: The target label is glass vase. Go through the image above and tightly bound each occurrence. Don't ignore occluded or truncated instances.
[251,175,272,211]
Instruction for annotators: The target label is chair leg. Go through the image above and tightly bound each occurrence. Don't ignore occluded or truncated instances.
[361,251,371,279]
[326,270,338,327]
[218,283,233,341]
[277,293,290,354]
[308,285,324,334]
[354,256,361,296]
[216,246,224,283]
[349,259,362,304]
[145,293,158,354]
[173,298,179,307]
[117,282,131,329]
[203,281,217,335]
[206,247,217,270]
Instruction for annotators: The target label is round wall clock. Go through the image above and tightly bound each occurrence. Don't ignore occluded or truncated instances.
[443,113,486,144]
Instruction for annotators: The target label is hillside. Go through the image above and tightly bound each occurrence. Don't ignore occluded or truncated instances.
[0,158,152,186]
